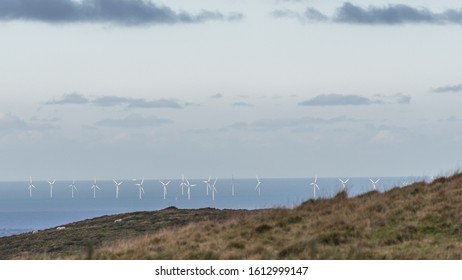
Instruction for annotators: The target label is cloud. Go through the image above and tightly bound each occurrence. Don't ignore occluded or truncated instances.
[299,94,375,106]
[438,116,459,123]
[299,93,410,106]
[394,93,411,104]
[126,98,182,109]
[0,0,243,25]
[229,116,360,131]
[48,94,182,109]
[231,102,252,107]
[0,112,27,130]
[210,93,223,99]
[46,92,89,105]
[96,114,172,128]
[0,112,56,131]
[431,84,462,93]
[92,96,134,107]
[273,2,462,25]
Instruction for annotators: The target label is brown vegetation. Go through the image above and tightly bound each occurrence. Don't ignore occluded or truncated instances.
[2,172,462,259]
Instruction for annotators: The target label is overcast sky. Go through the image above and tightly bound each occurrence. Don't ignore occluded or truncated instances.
[1,0,461,180]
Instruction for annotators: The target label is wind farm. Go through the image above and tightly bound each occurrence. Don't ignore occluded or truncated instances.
[16,176,421,204]
[1,172,459,260]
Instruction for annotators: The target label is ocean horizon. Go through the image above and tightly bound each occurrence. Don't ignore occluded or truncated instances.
[0,176,430,237]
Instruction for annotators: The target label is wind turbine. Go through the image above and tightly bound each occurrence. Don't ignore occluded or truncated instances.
[255,176,261,196]
[211,177,218,201]
[180,174,186,196]
[369,178,380,191]
[28,176,36,198]
[69,178,77,198]
[91,177,101,199]
[47,179,56,198]
[231,175,235,196]
[310,175,320,198]
[136,178,145,199]
[185,178,196,201]
[339,178,350,191]
[112,179,123,199]
[202,176,211,196]
[160,180,171,200]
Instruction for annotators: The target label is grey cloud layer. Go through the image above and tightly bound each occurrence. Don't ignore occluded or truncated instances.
[299,94,374,106]
[274,2,462,25]
[96,114,172,127]
[0,112,55,131]
[298,93,410,106]
[46,92,89,105]
[0,0,243,25]
[432,84,462,93]
[47,93,182,109]
[229,116,360,132]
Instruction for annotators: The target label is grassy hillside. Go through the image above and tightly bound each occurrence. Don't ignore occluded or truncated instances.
[2,173,462,259]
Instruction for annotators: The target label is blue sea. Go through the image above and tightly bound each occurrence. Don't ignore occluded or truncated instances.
[0,176,430,237]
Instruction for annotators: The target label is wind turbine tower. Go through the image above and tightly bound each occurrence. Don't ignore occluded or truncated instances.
[369,178,380,191]
[91,178,101,199]
[310,175,320,198]
[69,178,77,198]
[180,174,186,196]
[112,179,123,199]
[48,179,56,198]
[160,180,171,200]
[339,178,350,191]
[255,176,261,196]
[231,175,235,197]
[211,177,218,201]
[203,176,211,196]
[136,178,145,199]
[185,178,196,201]
[28,176,36,198]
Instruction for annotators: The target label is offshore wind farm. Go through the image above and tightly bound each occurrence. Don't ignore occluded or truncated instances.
[0,175,430,237]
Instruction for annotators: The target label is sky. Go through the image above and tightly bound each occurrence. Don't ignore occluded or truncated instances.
[1,0,461,180]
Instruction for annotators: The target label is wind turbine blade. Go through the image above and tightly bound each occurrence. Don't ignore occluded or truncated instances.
[166,181,170,185]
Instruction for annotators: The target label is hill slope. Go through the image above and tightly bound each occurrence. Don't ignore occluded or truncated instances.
[2,173,462,259]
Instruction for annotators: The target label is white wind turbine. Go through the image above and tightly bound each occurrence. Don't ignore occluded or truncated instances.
[339,178,350,191]
[136,178,145,199]
[112,179,123,199]
[69,178,77,198]
[211,177,218,201]
[202,176,211,196]
[255,176,261,196]
[231,175,235,196]
[28,176,36,198]
[310,175,320,198]
[91,178,101,199]
[185,178,196,201]
[160,180,171,200]
[47,179,56,198]
[369,178,380,191]
[180,174,186,196]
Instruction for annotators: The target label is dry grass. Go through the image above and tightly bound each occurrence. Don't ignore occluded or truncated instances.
[4,172,462,259]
